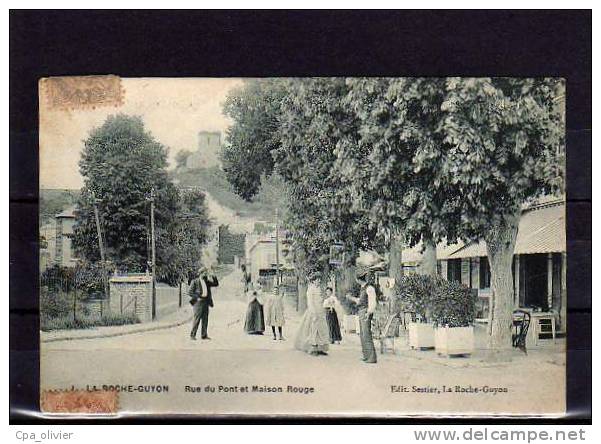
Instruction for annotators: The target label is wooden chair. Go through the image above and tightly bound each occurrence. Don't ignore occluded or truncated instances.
[512,309,531,354]
[377,314,402,354]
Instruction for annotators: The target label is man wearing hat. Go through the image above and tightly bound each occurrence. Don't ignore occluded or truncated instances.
[346,267,378,363]
[189,266,219,340]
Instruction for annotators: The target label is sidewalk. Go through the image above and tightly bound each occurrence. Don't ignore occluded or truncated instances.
[40,306,193,343]
[341,323,566,369]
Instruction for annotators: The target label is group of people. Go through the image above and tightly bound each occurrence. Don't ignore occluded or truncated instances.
[243,284,286,340]
[242,265,378,363]
[188,263,379,364]
[243,281,343,355]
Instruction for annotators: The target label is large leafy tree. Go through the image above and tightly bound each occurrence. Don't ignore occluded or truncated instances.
[72,114,201,281]
[220,77,563,348]
[222,78,380,308]
[157,188,211,286]
[439,77,564,350]
[337,77,563,350]
[275,78,380,301]
[220,78,286,200]
[334,78,456,281]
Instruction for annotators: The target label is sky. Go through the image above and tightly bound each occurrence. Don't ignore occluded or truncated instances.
[39,77,244,189]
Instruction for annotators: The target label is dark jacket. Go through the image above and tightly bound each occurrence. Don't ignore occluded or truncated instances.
[189,275,219,308]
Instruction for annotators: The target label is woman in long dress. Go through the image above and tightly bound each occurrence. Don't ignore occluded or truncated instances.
[244,289,265,335]
[323,287,342,344]
[264,285,285,340]
[294,282,330,356]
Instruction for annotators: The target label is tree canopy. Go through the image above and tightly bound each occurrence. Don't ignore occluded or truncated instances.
[220,77,564,349]
[220,78,286,200]
[73,114,210,284]
[275,78,380,283]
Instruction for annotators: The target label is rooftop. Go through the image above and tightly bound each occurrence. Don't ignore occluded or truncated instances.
[55,206,76,219]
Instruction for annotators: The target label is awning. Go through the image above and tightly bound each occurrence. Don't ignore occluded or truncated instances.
[448,200,566,259]
[401,240,465,264]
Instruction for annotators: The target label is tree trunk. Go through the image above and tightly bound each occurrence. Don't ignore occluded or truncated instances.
[389,230,404,283]
[341,261,356,294]
[294,248,308,313]
[419,239,437,277]
[485,209,521,352]
[320,260,331,291]
[297,278,308,313]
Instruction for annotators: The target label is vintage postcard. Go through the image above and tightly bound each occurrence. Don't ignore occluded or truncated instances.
[39,76,566,417]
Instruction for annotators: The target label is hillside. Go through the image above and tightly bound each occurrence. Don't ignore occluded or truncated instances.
[172,166,279,225]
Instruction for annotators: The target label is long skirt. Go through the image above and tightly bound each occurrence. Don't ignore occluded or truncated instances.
[244,299,265,334]
[264,297,285,327]
[325,308,342,342]
[359,310,377,363]
[294,310,330,354]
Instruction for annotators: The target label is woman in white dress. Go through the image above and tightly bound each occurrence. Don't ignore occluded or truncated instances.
[264,285,285,340]
[294,282,330,356]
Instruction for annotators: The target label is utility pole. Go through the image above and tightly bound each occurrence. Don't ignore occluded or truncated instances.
[150,188,157,320]
[275,208,280,286]
[92,191,110,313]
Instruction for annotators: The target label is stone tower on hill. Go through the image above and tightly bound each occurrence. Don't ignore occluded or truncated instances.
[186,131,222,169]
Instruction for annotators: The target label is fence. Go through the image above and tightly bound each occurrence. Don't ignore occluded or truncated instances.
[39,264,109,330]
[41,266,188,330]
[156,283,188,318]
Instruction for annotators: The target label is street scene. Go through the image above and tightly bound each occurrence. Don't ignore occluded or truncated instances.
[39,77,566,417]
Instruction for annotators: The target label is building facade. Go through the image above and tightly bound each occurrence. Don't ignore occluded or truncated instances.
[402,199,567,333]
[245,230,294,291]
[54,207,77,267]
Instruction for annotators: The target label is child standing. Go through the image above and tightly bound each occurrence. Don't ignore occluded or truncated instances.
[265,285,285,340]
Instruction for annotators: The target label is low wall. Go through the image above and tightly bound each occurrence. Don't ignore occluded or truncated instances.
[109,274,152,322]
[156,283,188,318]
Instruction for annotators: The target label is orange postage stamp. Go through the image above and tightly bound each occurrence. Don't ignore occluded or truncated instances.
[40,75,123,110]
[41,389,119,414]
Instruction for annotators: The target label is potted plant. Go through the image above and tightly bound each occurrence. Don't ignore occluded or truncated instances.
[430,279,477,357]
[395,274,437,349]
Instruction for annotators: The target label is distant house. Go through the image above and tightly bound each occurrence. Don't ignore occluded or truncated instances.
[39,222,56,271]
[402,199,567,332]
[186,131,222,169]
[54,207,78,267]
[245,231,294,290]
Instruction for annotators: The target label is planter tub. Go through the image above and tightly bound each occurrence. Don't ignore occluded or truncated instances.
[408,322,435,349]
[434,326,474,357]
[343,314,360,334]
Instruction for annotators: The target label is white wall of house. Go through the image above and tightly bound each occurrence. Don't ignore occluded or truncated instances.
[55,216,77,267]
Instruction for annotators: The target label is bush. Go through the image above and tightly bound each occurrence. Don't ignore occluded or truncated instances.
[394,274,439,321]
[430,279,477,328]
[217,225,245,264]
[40,312,140,331]
[40,287,74,319]
[340,281,360,315]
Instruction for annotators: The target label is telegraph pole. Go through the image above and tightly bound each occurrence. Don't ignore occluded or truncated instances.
[92,191,110,313]
[150,188,157,320]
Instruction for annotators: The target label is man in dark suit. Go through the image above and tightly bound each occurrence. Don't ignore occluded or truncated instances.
[189,267,219,340]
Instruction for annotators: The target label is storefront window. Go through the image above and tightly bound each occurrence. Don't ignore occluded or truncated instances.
[479,256,491,289]
[447,259,462,282]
